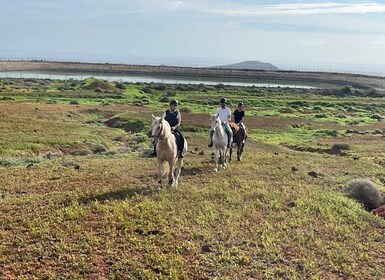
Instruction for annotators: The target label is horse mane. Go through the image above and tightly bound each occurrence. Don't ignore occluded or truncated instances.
[160,117,172,138]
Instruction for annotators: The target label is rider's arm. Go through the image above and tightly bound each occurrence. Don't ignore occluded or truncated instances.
[227,108,232,122]
[174,113,181,130]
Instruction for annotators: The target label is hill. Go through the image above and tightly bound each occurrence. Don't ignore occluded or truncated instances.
[216,60,280,70]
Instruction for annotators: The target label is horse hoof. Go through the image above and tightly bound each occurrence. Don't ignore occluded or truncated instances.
[214,168,218,173]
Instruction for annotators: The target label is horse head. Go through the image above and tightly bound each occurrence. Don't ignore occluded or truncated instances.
[151,114,171,140]
[210,113,221,132]
[151,114,164,139]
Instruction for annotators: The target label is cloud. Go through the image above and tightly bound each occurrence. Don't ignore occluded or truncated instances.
[169,1,184,10]
[207,2,385,16]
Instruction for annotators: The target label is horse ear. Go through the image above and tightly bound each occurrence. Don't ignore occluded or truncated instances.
[216,113,219,117]
[152,114,156,120]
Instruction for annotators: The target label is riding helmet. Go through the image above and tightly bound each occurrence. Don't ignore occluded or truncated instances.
[220,97,227,104]
[169,100,179,106]
[238,102,244,106]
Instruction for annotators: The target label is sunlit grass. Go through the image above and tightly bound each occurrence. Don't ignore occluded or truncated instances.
[1,78,385,278]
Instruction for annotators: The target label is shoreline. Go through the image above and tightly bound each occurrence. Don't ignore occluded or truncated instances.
[1,60,385,91]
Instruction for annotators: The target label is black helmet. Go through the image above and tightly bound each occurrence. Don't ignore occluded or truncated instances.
[169,100,178,106]
[220,97,227,104]
[238,102,244,106]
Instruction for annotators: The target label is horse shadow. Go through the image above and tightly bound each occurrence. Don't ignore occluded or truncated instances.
[80,186,152,204]
[181,167,203,176]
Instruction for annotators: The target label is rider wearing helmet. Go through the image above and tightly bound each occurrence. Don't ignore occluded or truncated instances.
[150,99,185,158]
[233,102,246,143]
[208,97,233,148]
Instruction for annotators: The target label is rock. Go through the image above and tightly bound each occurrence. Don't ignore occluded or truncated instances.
[291,166,298,172]
[198,150,204,156]
[372,205,385,219]
[91,145,107,154]
[287,201,296,208]
[308,171,318,178]
[74,165,80,170]
[147,229,162,235]
[201,244,212,253]
[353,156,359,161]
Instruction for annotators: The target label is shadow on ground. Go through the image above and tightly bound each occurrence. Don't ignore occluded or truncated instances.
[80,187,152,204]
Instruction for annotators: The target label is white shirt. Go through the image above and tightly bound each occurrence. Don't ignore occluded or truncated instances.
[216,107,231,123]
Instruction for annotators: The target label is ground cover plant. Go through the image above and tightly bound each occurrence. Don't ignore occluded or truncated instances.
[1,77,385,279]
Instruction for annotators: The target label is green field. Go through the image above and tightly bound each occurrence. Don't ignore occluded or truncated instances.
[1,77,385,279]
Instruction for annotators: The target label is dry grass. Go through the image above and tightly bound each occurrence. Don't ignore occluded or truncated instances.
[1,78,385,278]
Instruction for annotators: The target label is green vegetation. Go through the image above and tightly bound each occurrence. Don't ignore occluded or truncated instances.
[1,77,385,278]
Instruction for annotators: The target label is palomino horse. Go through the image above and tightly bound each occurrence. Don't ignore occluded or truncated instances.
[229,122,247,161]
[150,115,188,190]
[210,113,229,172]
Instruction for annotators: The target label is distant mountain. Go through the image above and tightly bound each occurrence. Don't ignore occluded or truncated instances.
[216,61,279,71]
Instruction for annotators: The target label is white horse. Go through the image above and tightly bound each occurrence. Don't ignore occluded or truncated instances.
[210,113,229,172]
[150,114,187,190]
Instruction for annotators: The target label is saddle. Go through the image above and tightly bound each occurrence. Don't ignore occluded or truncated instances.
[172,130,183,150]
[229,122,240,133]
[229,122,247,139]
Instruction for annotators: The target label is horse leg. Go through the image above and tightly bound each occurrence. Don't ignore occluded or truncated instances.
[157,160,163,191]
[229,144,233,162]
[213,149,219,172]
[239,142,245,161]
[222,147,227,169]
[168,161,175,187]
[237,142,241,161]
[173,158,183,187]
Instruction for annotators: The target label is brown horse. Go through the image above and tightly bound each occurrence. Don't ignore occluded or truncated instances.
[229,122,247,161]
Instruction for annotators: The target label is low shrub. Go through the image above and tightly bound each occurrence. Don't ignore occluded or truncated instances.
[344,179,384,211]
[331,143,351,152]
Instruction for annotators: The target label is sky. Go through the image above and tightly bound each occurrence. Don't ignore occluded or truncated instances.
[1,0,385,73]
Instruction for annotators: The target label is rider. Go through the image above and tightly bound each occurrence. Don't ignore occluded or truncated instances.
[208,97,233,148]
[150,100,185,158]
[233,102,246,143]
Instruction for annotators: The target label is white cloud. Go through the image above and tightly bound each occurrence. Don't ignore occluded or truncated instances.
[207,2,385,16]
[169,1,184,10]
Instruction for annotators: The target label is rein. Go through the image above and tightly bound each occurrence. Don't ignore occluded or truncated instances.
[151,120,171,141]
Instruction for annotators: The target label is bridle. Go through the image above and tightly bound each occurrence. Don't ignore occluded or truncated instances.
[151,120,163,139]
[211,117,222,132]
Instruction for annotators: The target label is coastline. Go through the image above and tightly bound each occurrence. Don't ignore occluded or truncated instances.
[1,60,384,91]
